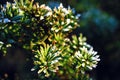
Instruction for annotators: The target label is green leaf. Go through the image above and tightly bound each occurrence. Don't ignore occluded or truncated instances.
[11,15,23,21]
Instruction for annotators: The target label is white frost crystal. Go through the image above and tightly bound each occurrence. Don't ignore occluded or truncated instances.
[66,19,71,24]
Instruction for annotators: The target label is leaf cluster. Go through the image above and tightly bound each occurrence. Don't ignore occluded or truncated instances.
[0,0,100,79]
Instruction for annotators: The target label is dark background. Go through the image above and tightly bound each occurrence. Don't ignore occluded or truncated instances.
[0,0,120,80]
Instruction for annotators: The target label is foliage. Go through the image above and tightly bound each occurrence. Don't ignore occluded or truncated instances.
[80,8,118,39]
[0,0,100,79]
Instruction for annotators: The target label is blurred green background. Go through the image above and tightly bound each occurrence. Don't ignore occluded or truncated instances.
[0,0,120,80]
